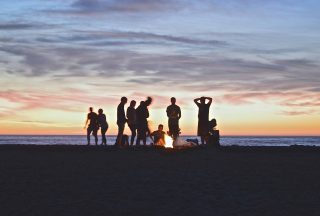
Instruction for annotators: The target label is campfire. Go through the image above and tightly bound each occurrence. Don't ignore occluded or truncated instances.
[164,135,174,148]
[163,135,200,149]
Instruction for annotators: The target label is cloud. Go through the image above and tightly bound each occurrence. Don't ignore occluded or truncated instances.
[279,110,318,116]
[35,30,227,47]
[0,23,36,30]
[0,22,55,31]
[216,91,320,116]
[1,42,319,90]
[0,89,119,115]
[48,0,187,15]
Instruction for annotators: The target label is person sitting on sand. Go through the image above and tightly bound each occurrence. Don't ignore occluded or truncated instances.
[194,96,213,145]
[84,107,99,145]
[208,118,217,135]
[150,124,166,146]
[98,108,108,145]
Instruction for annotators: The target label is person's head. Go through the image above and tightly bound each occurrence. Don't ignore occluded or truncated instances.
[200,97,206,104]
[89,107,93,112]
[158,124,164,131]
[145,96,152,106]
[171,97,176,105]
[130,100,136,108]
[121,96,128,104]
[98,108,103,114]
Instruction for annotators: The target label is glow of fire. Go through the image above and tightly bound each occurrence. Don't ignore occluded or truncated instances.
[164,135,174,148]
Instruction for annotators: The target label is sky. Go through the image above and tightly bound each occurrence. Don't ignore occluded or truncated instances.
[0,0,319,136]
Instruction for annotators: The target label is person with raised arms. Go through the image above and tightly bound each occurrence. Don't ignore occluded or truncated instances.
[194,97,213,145]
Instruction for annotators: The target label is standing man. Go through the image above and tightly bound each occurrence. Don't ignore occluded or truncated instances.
[84,107,99,145]
[126,100,137,146]
[136,97,152,146]
[194,96,213,145]
[98,108,108,145]
[116,96,128,147]
[166,97,181,139]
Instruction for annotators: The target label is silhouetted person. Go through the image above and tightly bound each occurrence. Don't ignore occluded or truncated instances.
[151,124,165,146]
[84,107,98,145]
[166,97,181,139]
[207,118,220,146]
[126,100,137,146]
[194,96,212,145]
[208,118,217,135]
[136,97,152,146]
[116,97,128,147]
[98,108,108,145]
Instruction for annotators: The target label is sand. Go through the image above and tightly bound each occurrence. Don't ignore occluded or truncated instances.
[1,145,320,216]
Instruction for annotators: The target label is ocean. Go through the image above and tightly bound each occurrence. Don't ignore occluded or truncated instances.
[0,135,319,146]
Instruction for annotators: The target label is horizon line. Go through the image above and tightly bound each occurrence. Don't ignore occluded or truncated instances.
[0,134,319,137]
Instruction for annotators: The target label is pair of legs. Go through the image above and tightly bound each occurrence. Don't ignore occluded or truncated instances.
[198,120,209,145]
[128,124,137,146]
[136,123,147,146]
[101,127,107,145]
[116,123,125,147]
[200,136,208,145]
[168,119,179,140]
[87,126,98,145]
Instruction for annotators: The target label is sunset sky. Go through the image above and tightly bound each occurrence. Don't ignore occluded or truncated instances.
[0,0,319,135]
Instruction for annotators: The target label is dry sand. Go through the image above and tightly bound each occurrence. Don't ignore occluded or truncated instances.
[1,145,320,216]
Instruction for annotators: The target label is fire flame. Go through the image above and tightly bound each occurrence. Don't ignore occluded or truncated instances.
[164,135,174,148]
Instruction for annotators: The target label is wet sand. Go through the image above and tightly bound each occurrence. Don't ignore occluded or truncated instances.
[1,145,320,216]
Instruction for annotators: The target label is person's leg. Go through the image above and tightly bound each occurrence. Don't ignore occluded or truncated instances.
[142,127,147,146]
[87,127,92,145]
[136,126,141,146]
[123,135,129,147]
[93,129,98,145]
[101,128,107,145]
[132,127,136,146]
[129,124,136,146]
[116,123,125,147]
[201,136,205,145]
[173,123,179,140]
[176,121,180,137]
[168,119,173,137]
[116,123,121,146]
[142,134,146,145]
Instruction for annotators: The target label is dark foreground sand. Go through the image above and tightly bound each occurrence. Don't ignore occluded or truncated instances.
[1,145,320,216]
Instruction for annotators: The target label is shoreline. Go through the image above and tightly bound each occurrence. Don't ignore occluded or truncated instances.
[1,144,320,152]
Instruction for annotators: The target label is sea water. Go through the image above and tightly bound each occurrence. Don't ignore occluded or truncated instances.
[0,135,319,146]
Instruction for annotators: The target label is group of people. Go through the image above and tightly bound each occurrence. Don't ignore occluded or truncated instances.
[84,96,214,146]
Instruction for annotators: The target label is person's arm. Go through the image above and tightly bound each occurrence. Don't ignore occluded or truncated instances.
[166,106,170,117]
[178,107,181,119]
[194,98,201,106]
[122,106,127,123]
[206,97,213,105]
[84,114,89,129]
[126,107,130,119]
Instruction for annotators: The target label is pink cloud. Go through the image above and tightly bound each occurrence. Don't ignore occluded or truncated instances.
[279,110,318,116]
[0,89,119,116]
[216,91,320,116]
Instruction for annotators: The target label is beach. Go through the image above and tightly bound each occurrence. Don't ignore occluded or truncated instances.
[1,145,320,216]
